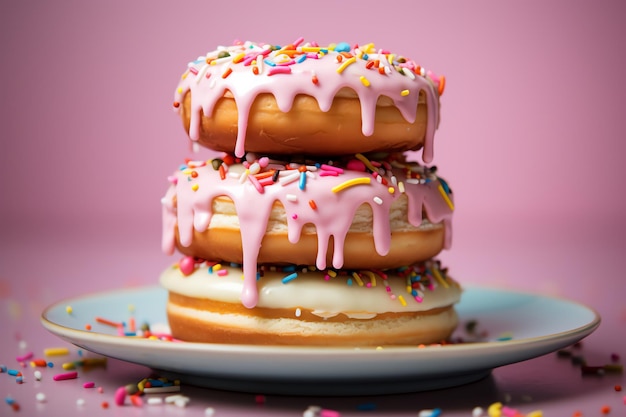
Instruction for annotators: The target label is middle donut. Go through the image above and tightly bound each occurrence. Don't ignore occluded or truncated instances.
[162,152,454,283]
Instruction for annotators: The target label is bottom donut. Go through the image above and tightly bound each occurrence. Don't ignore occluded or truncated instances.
[160,260,462,346]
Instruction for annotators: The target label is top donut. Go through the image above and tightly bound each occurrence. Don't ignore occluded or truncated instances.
[173,39,445,162]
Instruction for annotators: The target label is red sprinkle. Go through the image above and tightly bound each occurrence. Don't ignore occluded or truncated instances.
[222,67,233,78]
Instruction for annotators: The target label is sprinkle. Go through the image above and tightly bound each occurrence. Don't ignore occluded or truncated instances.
[282,273,298,284]
[359,75,370,87]
[336,56,356,73]
[191,184,199,192]
[279,171,300,186]
[268,66,292,76]
[320,164,343,174]
[438,183,455,210]
[83,382,95,388]
[16,352,33,362]
[431,266,450,289]
[34,370,42,380]
[248,174,264,193]
[53,371,78,381]
[308,200,317,210]
[373,196,383,205]
[36,392,46,403]
[401,89,410,96]
[299,171,307,190]
[216,269,228,277]
[438,75,446,95]
[44,347,70,356]
[398,295,407,306]
[221,67,233,78]
[147,397,163,405]
[331,177,371,193]
[311,72,319,84]
[65,305,73,314]
[354,153,379,172]
[351,272,364,287]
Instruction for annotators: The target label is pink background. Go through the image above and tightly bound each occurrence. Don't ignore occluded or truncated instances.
[0,1,625,415]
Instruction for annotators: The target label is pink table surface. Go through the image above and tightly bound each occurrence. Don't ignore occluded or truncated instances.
[2,0,626,415]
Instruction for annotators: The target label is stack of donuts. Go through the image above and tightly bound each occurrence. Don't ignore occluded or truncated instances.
[160,39,461,346]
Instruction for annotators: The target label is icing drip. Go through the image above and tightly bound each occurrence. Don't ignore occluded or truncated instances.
[161,153,454,308]
[173,40,444,162]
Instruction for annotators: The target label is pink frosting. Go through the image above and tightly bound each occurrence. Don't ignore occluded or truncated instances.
[173,40,443,162]
[161,155,454,308]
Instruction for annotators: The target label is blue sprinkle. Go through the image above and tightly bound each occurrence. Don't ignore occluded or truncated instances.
[282,273,298,284]
[347,278,353,286]
[295,54,307,64]
[282,265,297,272]
[320,48,329,54]
[335,42,351,52]
[431,408,442,417]
[299,171,307,190]
[5,396,15,405]
[263,59,276,67]
[179,164,187,171]
[8,369,20,376]
[439,178,451,194]
[362,53,369,60]
[411,289,418,297]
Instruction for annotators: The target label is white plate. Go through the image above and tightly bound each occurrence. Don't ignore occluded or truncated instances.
[41,286,600,395]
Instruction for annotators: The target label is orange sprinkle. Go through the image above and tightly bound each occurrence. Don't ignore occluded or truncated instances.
[438,75,446,95]
[374,59,380,67]
[253,170,275,180]
[365,61,375,69]
[222,67,233,78]
[85,324,92,331]
[95,316,123,327]
[340,52,353,59]
[312,74,319,85]
[378,67,386,74]
[218,164,226,180]
[173,101,180,108]
[252,65,259,75]
[298,165,308,172]
[336,55,343,63]
[601,405,611,414]
[308,200,317,210]
[222,154,235,165]
[615,384,622,391]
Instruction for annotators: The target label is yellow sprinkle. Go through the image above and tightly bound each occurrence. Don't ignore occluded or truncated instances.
[398,181,405,193]
[336,56,356,74]
[438,184,455,211]
[361,43,375,54]
[354,153,378,173]
[301,46,321,53]
[406,285,412,294]
[432,266,449,289]
[398,295,407,307]
[181,72,188,80]
[148,336,158,340]
[387,53,395,64]
[352,272,364,287]
[65,305,73,314]
[62,362,76,370]
[182,169,193,175]
[487,402,503,417]
[212,264,222,271]
[177,87,183,94]
[191,184,199,192]
[359,75,370,87]
[232,52,246,63]
[331,177,371,193]
[361,270,376,287]
[388,187,395,194]
[401,89,410,96]
[326,270,337,277]
[526,411,543,417]
[44,347,70,356]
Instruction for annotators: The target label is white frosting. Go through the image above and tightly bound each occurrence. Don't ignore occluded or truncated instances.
[160,263,461,318]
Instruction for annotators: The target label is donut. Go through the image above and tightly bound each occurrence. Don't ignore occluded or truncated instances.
[173,40,445,162]
[161,152,454,308]
[160,260,461,346]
